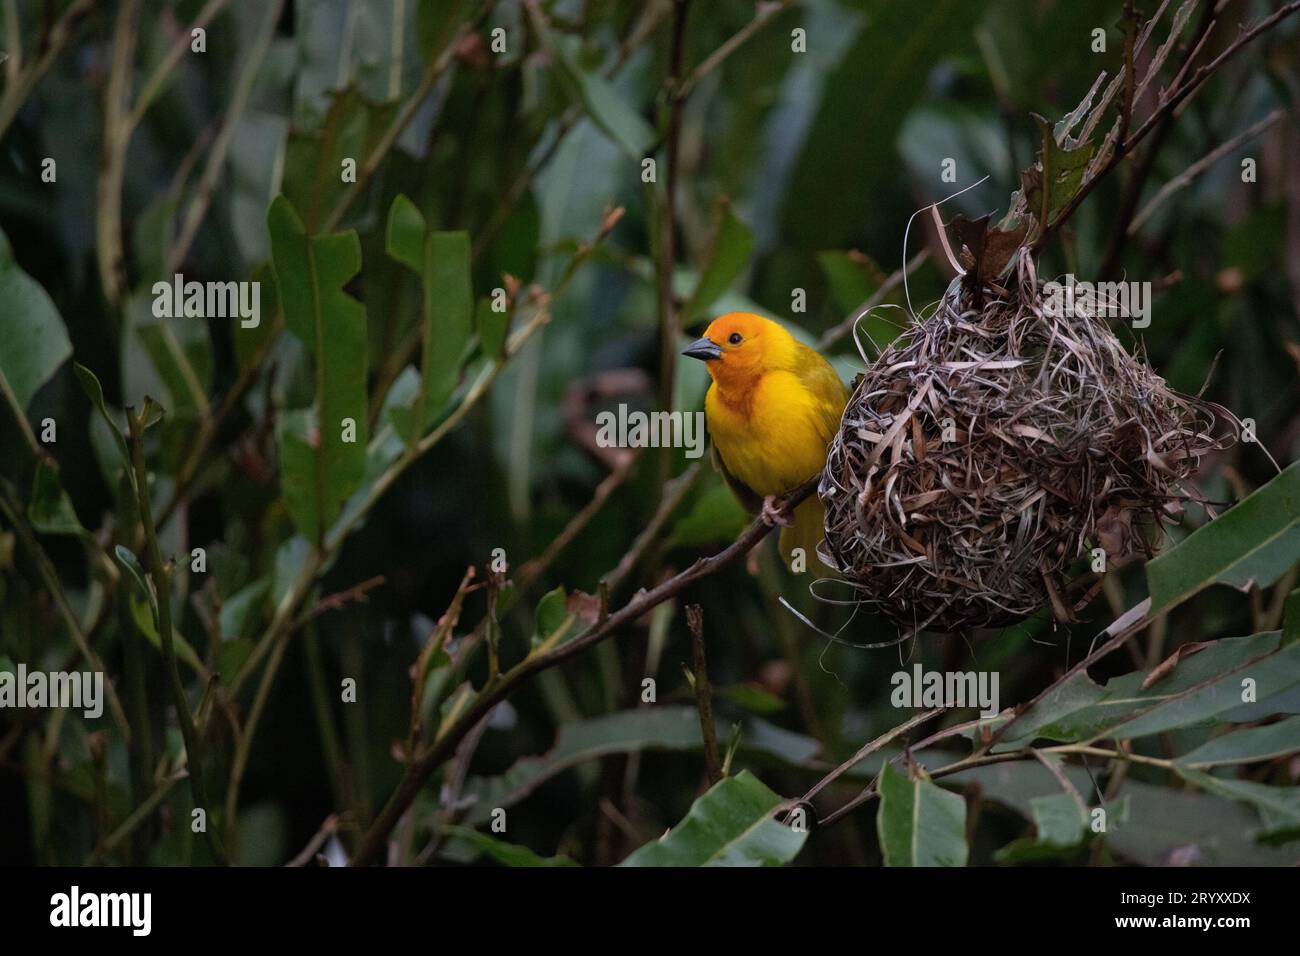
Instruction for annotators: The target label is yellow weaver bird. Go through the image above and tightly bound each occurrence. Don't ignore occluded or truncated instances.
[683,312,848,572]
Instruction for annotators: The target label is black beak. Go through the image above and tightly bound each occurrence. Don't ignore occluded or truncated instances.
[682,337,723,361]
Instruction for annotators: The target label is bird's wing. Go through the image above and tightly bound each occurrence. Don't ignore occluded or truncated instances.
[794,343,850,442]
[711,443,763,513]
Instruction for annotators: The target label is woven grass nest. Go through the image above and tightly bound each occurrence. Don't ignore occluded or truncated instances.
[818,250,1233,634]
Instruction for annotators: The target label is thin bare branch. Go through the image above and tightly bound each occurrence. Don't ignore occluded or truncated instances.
[348,475,819,865]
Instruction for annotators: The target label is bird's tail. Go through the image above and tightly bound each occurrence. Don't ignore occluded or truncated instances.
[778,497,836,576]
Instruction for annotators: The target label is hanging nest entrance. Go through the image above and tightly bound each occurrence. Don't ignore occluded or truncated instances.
[818,250,1233,634]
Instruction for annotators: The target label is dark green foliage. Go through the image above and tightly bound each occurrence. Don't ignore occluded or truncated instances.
[0,0,1298,869]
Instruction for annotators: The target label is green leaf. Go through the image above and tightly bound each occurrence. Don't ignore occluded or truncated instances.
[282,87,398,231]
[716,683,786,715]
[993,792,1088,863]
[267,196,369,541]
[73,363,130,469]
[419,231,474,424]
[1104,636,1300,741]
[818,249,879,313]
[28,458,84,537]
[1178,716,1300,768]
[114,542,206,676]
[956,749,1300,868]
[1028,792,1088,847]
[215,639,253,684]
[271,536,312,607]
[218,578,271,642]
[1147,461,1300,614]
[483,186,539,287]
[992,631,1300,749]
[534,586,568,635]
[0,228,72,413]
[950,762,1300,865]
[276,410,322,544]
[531,585,575,653]
[461,707,823,826]
[1286,588,1300,645]
[416,0,468,64]
[666,479,749,548]
[214,547,257,604]
[1174,766,1300,844]
[383,214,475,442]
[385,194,426,273]
[113,545,156,626]
[1107,780,1300,863]
[619,770,805,867]
[339,366,421,519]
[533,21,654,158]
[462,708,707,822]
[476,297,509,359]
[1019,113,1096,231]
[681,200,754,327]
[979,672,1104,749]
[125,591,206,675]
[415,644,451,686]
[877,762,968,866]
[439,826,578,867]
[112,546,203,677]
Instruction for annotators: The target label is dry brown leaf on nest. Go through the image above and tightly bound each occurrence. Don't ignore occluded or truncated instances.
[1141,641,1214,691]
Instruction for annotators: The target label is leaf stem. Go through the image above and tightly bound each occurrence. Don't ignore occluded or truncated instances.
[127,405,228,864]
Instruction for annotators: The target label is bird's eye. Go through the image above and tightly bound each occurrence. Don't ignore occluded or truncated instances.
[728,332,742,345]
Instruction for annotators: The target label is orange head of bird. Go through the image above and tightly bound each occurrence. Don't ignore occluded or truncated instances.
[682,312,792,387]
